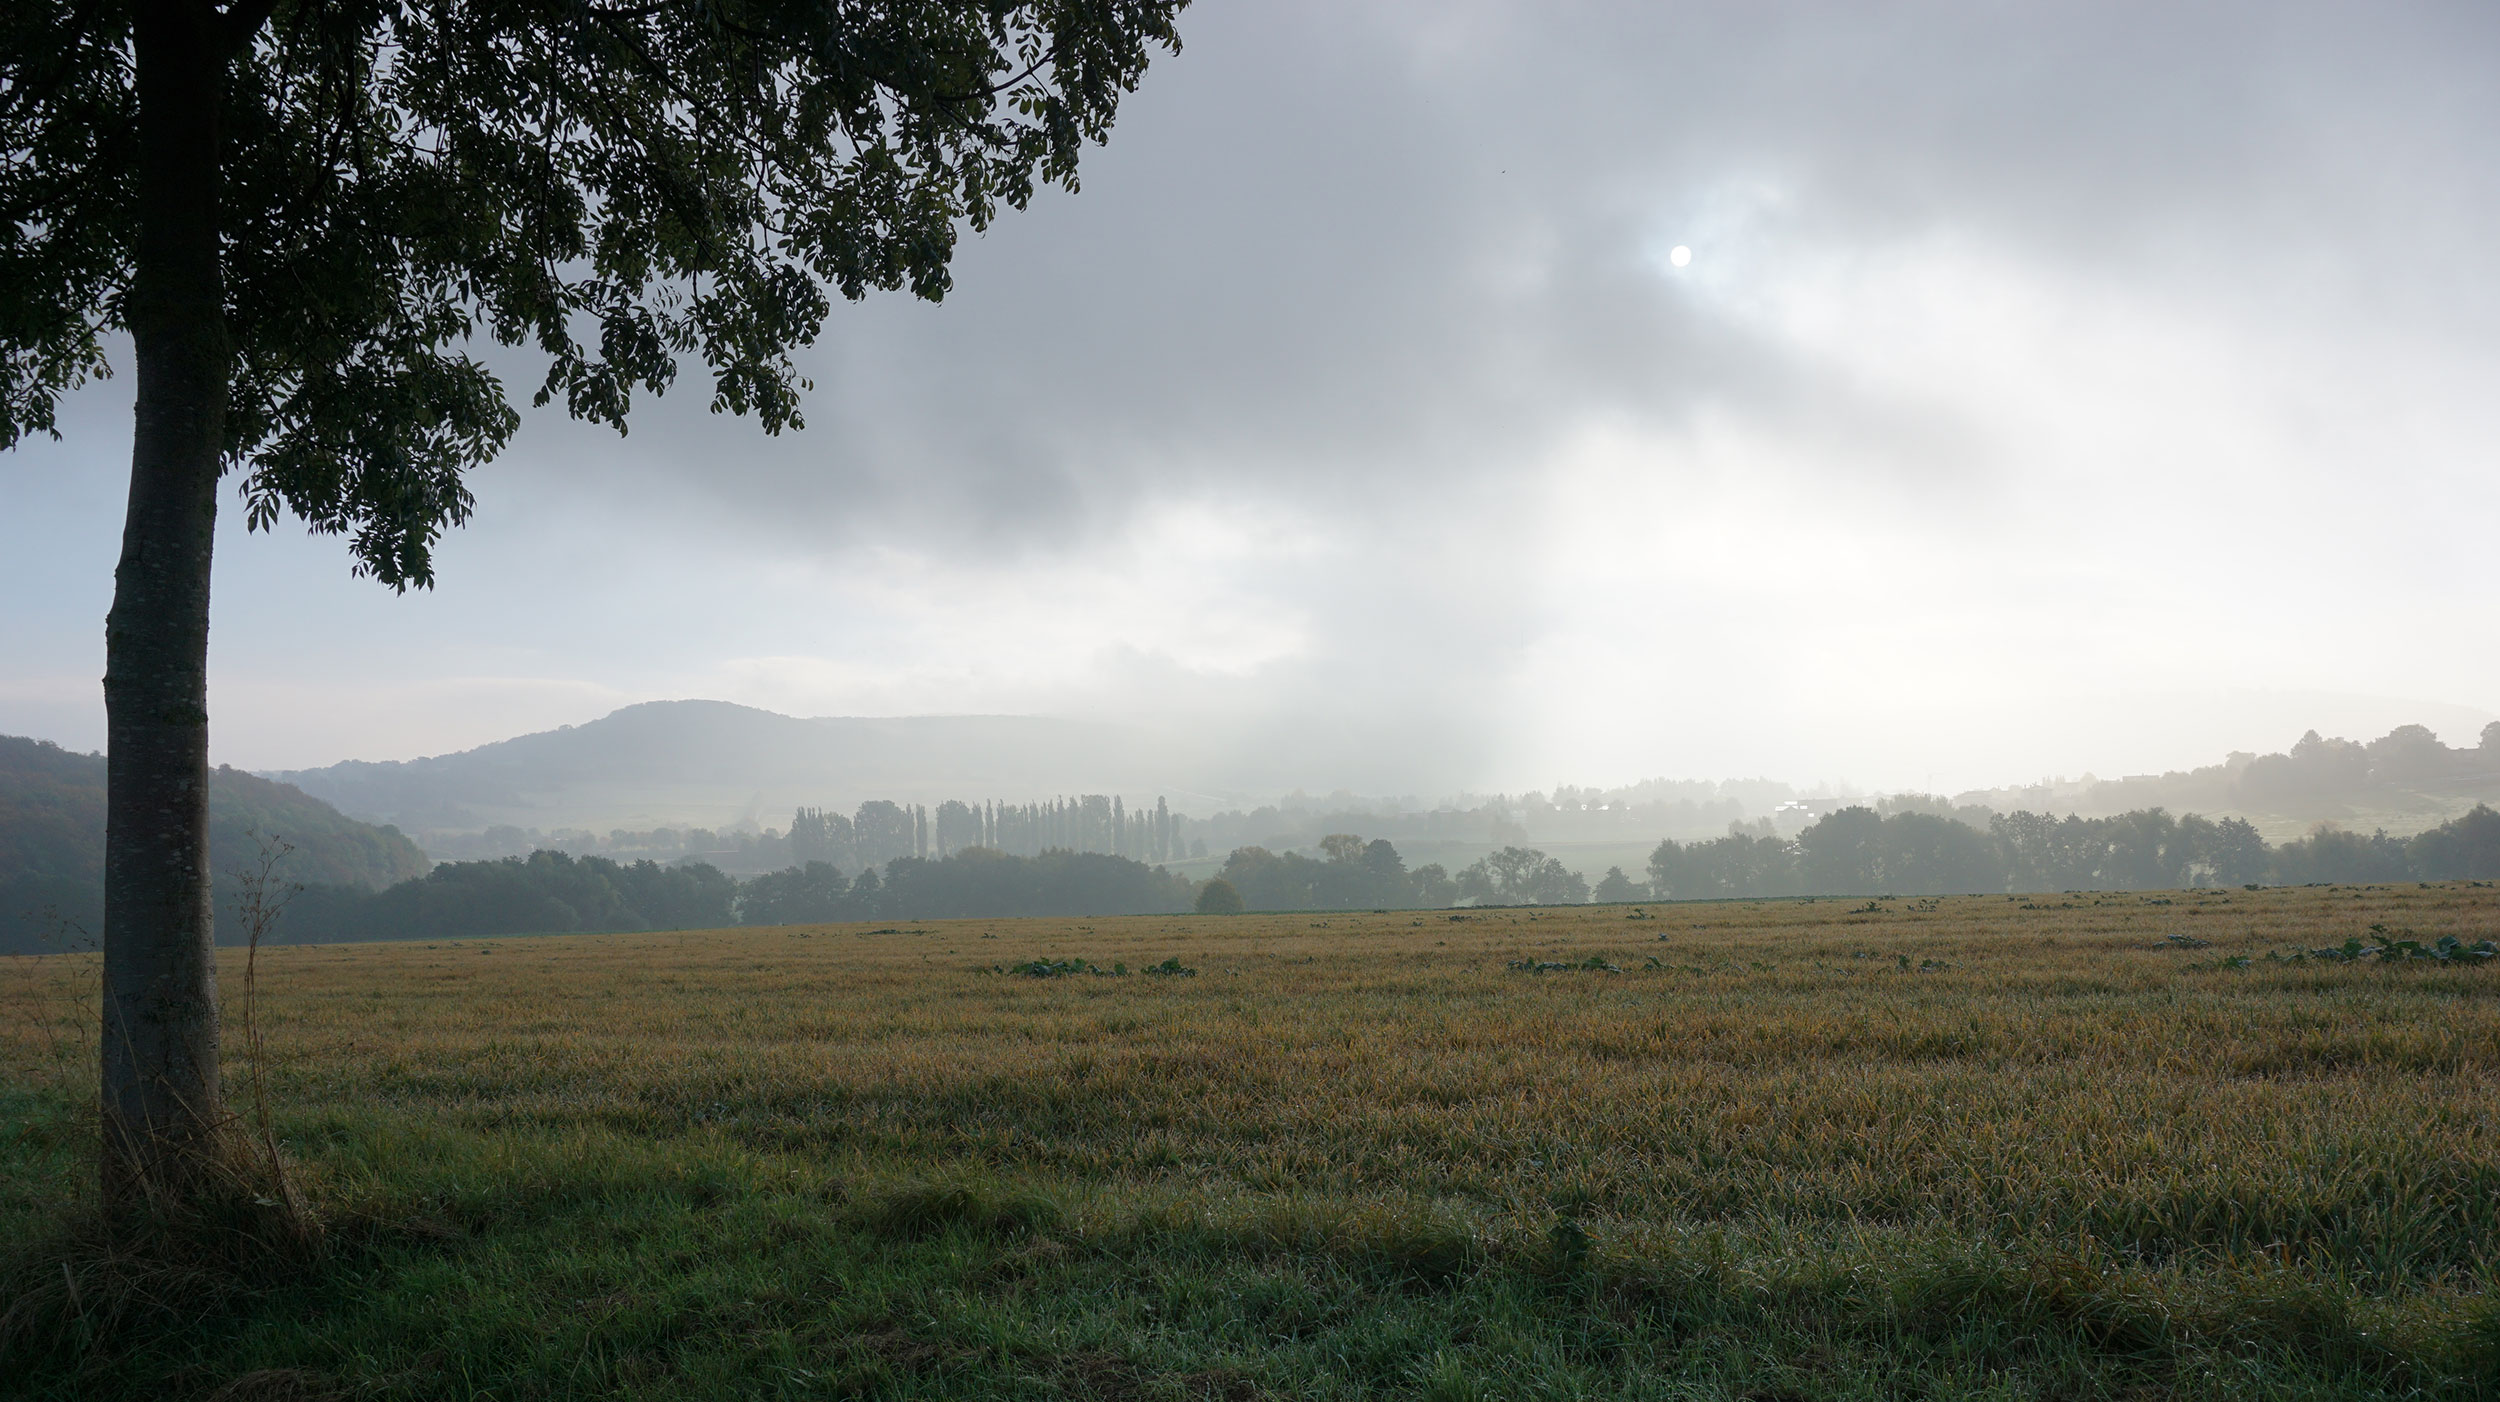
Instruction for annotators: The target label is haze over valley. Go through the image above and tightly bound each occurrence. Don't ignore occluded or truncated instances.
[9,6,2500,1397]
[14,697,2500,954]
[9,4,2499,805]
[251,699,2500,867]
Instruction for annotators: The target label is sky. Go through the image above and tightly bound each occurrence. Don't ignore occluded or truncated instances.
[4,0,2497,799]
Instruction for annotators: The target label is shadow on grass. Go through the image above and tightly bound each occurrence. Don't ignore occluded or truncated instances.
[6,1137,2496,1401]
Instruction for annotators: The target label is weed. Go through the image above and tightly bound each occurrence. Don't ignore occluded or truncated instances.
[996,956,1123,978]
[2290,934,2497,965]
[1504,955,1620,974]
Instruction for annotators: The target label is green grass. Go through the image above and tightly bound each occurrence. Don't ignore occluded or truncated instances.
[5,886,2498,1399]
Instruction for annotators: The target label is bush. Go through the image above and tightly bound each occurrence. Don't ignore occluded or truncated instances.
[1195,878,1243,915]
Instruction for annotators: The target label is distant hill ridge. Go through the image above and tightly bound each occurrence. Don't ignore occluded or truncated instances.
[1952,722,2500,838]
[0,734,431,955]
[268,701,1187,835]
[266,702,2500,848]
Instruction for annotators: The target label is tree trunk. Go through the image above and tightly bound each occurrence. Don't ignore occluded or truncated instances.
[102,0,231,1206]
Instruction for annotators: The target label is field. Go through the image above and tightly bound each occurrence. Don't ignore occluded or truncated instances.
[5,885,2498,1400]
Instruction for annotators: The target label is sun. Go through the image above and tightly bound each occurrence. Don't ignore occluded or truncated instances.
[1669,245,1693,268]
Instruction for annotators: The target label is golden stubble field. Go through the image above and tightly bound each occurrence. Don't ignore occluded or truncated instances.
[8,883,2498,1300]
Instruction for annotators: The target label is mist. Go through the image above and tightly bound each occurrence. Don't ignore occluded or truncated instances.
[4,0,2496,798]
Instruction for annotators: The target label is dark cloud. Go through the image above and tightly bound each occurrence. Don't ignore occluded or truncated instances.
[6,2,2496,785]
[508,2,2497,546]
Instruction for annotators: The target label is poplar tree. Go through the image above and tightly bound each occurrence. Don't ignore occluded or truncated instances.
[0,0,1187,1203]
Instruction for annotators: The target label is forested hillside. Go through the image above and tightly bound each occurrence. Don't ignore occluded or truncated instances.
[0,735,431,954]
[268,701,1173,835]
[1958,723,2500,836]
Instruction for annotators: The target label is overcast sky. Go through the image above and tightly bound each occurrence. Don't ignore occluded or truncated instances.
[5,0,2496,797]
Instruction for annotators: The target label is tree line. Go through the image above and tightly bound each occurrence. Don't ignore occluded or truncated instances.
[1207,838,1597,911]
[743,847,1192,923]
[790,795,1190,867]
[257,845,1194,945]
[276,851,740,943]
[56,801,2500,952]
[1641,804,2500,899]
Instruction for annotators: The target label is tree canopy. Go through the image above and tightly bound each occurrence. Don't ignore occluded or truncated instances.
[3,0,1187,581]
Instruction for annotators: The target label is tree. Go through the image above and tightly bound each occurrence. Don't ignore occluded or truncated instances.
[933,799,978,857]
[1360,838,1403,882]
[788,807,829,865]
[852,800,916,869]
[2272,823,2411,885]
[1797,807,1883,894]
[1520,855,1588,905]
[1592,866,1644,903]
[1483,846,1546,900]
[1194,877,1241,915]
[1456,845,1587,905]
[2203,815,2269,887]
[1409,862,1454,908]
[1870,811,2004,894]
[2410,804,2500,880]
[2363,723,2457,783]
[2,0,1188,1202]
[737,861,851,927]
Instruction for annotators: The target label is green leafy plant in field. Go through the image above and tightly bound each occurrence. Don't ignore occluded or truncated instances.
[1507,955,1622,973]
[2290,933,2497,965]
[996,956,1127,978]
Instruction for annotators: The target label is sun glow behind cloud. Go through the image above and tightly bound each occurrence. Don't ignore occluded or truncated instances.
[1492,194,2500,789]
[3,1,2496,790]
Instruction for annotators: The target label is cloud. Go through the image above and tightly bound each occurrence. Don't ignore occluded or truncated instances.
[4,1,2496,791]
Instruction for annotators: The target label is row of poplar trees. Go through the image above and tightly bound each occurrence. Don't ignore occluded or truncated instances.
[787,796,1184,870]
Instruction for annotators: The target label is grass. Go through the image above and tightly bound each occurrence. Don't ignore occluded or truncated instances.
[4,883,2498,1399]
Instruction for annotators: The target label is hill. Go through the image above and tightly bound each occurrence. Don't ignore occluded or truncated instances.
[0,734,431,955]
[265,703,2500,867]
[267,701,1193,835]
[1952,722,2500,841]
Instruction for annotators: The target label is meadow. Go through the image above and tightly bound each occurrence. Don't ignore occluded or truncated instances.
[5,884,2498,1400]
